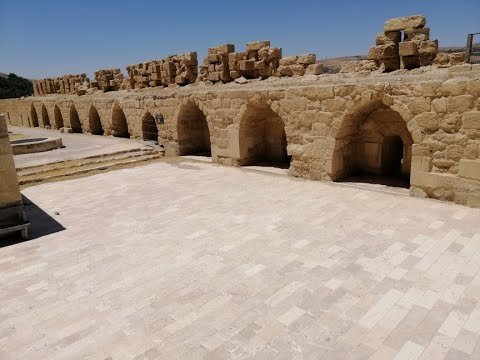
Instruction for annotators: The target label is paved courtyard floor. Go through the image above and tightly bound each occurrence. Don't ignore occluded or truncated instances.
[1,161,480,359]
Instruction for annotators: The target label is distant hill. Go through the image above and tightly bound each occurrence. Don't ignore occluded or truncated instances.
[0,73,34,99]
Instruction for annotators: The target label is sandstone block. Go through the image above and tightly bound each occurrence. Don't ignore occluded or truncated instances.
[399,42,418,56]
[384,15,426,32]
[367,46,382,62]
[376,31,401,45]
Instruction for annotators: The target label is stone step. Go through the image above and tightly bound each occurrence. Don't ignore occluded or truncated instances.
[16,147,146,172]
[17,149,159,177]
[18,153,163,186]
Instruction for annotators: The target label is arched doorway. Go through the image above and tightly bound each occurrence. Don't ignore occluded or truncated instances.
[53,105,64,129]
[331,102,413,187]
[142,112,158,142]
[239,102,289,167]
[88,105,103,135]
[69,105,82,133]
[111,103,129,138]
[177,102,211,156]
[30,104,39,127]
[41,104,50,128]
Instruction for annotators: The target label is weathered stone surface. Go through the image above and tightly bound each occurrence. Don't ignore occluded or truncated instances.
[384,15,426,32]
[462,111,480,130]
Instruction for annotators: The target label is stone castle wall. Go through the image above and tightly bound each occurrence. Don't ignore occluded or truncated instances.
[2,65,480,207]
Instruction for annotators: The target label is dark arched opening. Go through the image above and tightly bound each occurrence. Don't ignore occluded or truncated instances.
[331,103,412,187]
[30,104,39,127]
[88,105,103,135]
[69,105,82,133]
[142,112,159,142]
[239,102,290,168]
[53,105,64,129]
[177,102,211,156]
[41,104,51,128]
[111,104,129,138]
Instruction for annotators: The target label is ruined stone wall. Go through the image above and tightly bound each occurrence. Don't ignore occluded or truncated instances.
[2,65,480,207]
[0,114,22,208]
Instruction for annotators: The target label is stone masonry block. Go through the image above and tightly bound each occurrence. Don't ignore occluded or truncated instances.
[462,111,480,130]
[384,15,426,32]
[459,159,480,181]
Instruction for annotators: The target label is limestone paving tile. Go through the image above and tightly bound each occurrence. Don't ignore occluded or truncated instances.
[1,160,480,358]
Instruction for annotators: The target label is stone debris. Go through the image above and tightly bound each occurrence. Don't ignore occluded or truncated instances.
[340,60,379,73]
[34,74,89,96]
[199,44,236,84]
[368,15,439,72]
[228,41,282,79]
[126,52,198,89]
[276,54,323,77]
[91,69,124,92]
[434,52,466,67]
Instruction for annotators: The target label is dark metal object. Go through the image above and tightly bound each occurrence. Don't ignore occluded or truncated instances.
[465,33,480,64]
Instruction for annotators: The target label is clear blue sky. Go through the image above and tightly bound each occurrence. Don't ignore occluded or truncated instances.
[0,0,478,79]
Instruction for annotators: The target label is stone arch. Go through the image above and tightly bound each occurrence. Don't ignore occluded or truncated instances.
[176,101,211,156]
[69,105,82,133]
[141,111,158,142]
[30,104,39,127]
[41,104,50,127]
[53,105,64,129]
[330,100,413,185]
[111,103,129,138]
[238,100,289,167]
[88,105,103,135]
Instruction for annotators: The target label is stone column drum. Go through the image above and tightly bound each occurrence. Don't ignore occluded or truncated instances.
[0,113,22,208]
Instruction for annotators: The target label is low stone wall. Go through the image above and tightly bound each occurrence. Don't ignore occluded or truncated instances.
[0,114,22,208]
[2,65,480,206]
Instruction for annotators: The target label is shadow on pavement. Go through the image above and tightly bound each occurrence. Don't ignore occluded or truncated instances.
[0,195,66,248]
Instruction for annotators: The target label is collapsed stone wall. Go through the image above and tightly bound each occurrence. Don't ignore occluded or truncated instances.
[91,68,124,92]
[4,64,480,207]
[34,74,89,96]
[368,15,439,71]
[126,52,198,89]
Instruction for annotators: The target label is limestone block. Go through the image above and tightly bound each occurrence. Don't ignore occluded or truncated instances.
[399,42,418,56]
[414,112,438,132]
[417,40,438,57]
[459,159,480,181]
[376,31,401,45]
[279,56,298,66]
[297,54,316,65]
[411,155,432,172]
[239,60,255,71]
[446,144,464,161]
[384,15,426,32]
[462,111,480,130]
[305,63,323,75]
[403,27,430,41]
[401,56,420,70]
[245,41,270,51]
[447,95,474,113]
[367,46,382,62]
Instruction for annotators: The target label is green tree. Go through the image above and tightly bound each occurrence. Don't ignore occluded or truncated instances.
[0,73,34,99]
